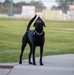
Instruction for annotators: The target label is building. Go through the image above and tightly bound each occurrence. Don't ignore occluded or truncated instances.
[21,6,35,18]
[67,5,74,20]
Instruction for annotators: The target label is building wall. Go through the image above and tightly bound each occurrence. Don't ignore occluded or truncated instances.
[21,6,35,18]
[42,10,63,20]
[68,5,74,20]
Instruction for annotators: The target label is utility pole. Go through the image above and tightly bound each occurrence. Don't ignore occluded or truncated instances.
[0,0,3,13]
[0,0,2,8]
[0,0,1,7]
[10,0,13,14]
[73,0,74,5]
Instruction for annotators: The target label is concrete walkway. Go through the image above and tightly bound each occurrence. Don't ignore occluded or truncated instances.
[0,54,74,75]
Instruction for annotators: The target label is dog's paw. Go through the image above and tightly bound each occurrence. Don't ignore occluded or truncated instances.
[29,62,32,64]
[40,63,44,66]
[33,63,36,65]
[19,62,22,64]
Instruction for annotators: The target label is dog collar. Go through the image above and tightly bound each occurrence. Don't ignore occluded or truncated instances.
[34,30,43,36]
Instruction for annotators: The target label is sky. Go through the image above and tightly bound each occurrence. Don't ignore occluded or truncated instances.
[0,0,58,8]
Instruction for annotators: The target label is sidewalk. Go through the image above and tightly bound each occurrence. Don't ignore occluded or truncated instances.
[0,54,74,75]
[0,63,17,75]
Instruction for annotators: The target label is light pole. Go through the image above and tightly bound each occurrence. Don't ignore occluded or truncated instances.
[0,0,2,9]
[10,0,13,14]
[73,0,74,5]
[0,0,3,13]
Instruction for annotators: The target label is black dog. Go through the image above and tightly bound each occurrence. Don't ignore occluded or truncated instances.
[19,15,46,65]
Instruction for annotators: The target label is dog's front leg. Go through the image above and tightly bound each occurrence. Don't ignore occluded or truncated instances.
[40,46,44,65]
[32,46,36,65]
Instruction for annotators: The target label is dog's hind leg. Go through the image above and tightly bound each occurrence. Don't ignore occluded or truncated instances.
[19,35,27,64]
[32,46,36,65]
[28,45,32,64]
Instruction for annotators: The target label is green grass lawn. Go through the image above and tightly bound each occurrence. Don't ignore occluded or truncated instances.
[0,18,74,63]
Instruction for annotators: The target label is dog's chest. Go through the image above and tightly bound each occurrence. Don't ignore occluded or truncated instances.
[34,39,42,46]
[33,35,44,46]
[27,30,44,46]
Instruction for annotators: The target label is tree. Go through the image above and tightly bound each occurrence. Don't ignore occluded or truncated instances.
[4,0,11,3]
[56,0,74,6]
[0,0,46,14]
[15,1,46,12]
[30,1,46,12]
[56,0,74,13]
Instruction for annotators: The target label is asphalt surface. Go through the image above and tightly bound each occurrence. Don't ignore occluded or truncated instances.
[0,54,74,75]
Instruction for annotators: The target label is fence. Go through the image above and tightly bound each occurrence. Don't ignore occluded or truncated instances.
[0,2,74,20]
[42,10,63,20]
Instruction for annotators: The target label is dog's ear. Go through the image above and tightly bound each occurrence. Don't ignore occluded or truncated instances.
[33,22,36,27]
[43,22,46,27]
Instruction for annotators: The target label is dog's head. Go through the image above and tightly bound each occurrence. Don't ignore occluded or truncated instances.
[33,17,46,33]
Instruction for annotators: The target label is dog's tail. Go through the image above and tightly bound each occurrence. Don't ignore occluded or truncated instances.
[26,15,37,31]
